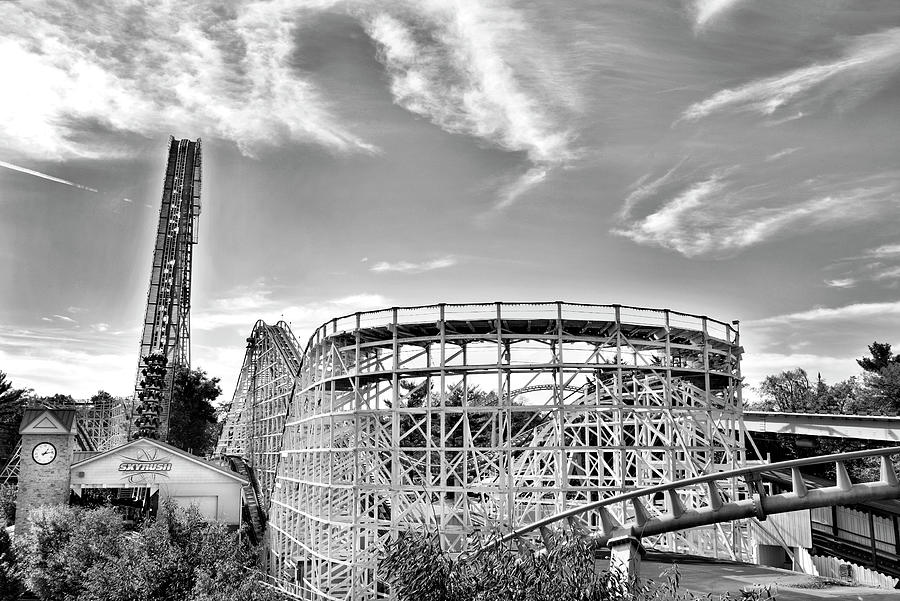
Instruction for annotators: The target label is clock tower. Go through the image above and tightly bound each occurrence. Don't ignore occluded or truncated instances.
[15,409,77,534]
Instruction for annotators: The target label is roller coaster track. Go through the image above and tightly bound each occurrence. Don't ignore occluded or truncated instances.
[483,446,900,556]
[228,454,267,544]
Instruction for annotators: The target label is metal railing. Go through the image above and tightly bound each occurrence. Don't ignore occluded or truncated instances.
[481,446,900,552]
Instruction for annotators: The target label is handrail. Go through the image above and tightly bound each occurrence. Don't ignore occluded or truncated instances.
[480,446,900,552]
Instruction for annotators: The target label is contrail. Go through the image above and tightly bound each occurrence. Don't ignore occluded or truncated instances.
[0,160,99,192]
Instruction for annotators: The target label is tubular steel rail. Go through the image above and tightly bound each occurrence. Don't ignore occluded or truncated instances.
[483,447,900,553]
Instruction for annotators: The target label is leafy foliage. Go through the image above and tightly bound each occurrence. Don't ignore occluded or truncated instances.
[751,341,900,478]
[168,366,221,456]
[14,502,287,601]
[0,527,22,601]
[0,484,15,526]
[378,529,773,601]
[0,371,28,467]
[15,505,124,601]
[857,342,900,373]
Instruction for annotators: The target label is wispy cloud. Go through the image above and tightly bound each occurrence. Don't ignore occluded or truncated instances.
[494,167,549,211]
[618,158,689,220]
[750,301,900,326]
[0,324,136,397]
[692,0,745,30]
[681,27,900,122]
[192,284,390,332]
[824,278,856,289]
[865,244,900,258]
[363,2,576,208]
[371,256,457,274]
[765,147,801,162]
[822,244,900,287]
[0,1,374,160]
[0,160,98,192]
[614,164,900,257]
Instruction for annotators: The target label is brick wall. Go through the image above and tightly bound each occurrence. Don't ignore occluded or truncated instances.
[15,433,75,534]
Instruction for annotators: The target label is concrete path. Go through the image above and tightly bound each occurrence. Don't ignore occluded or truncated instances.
[642,558,900,600]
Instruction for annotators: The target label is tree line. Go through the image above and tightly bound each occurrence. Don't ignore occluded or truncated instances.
[0,365,224,470]
[750,341,900,478]
[752,341,900,416]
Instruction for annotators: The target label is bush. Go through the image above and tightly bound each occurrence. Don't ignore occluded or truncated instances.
[0,484,15,526]
[0,527,22,601]
[14,502,287,601]
[378,529,774,601]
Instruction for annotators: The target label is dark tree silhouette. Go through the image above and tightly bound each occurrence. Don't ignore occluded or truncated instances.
[0,372,28,466]
[857,342,900,373]
[168,366,221,456]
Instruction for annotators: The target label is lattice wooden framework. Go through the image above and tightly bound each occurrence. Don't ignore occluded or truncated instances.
[217,302,746,601]
[217,320,302,510]
[76,397,128,452]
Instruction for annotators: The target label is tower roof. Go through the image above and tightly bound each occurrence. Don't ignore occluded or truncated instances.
[19,409,77,434]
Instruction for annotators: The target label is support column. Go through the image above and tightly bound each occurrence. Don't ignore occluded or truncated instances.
[608,535,645,582]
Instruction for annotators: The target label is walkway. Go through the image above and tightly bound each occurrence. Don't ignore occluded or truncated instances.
[643,556,900,600]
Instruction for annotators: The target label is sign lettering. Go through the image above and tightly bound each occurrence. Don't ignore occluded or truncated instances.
[118,462,172,472]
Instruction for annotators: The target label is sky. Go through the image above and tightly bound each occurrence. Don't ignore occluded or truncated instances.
[1,0,899,404]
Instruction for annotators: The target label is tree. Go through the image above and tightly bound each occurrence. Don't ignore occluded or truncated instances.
[755,368,815,412]
[857,342,900,373]
[168,366,221,456]
[0,371,28,466]
[15,505,124,601]
[0,527,21,601]
[851,363,900,417]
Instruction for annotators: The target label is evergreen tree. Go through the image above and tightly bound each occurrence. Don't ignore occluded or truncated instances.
[857,342,900,373]
[0,371,28,466]
[168,366,221,456]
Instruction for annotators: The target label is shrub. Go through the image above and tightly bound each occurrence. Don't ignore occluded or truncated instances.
[0,527,22,601]
[378,529,774,601]
[0,484,15,526]
[15,504,123,600]
[14,502,287,601]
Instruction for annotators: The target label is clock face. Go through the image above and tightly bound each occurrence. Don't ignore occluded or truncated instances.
[32,442,57,465]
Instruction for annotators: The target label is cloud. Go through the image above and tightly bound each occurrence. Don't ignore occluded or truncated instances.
[692,0,745,30]
[750,301,900,326]
[866,244,900,258]
[0,1,374,160]
[493,167,548,210]
[614,164,900,257]
[50,314,77,324]
[0,324,136,398]
[765,147,801,162]
[192,284,390,331]
[872,266,900,282]
[681,27,900,122]
[0,160,98,192]
[370,256,457,273]
[362,2,576,207]
[824,278,856,289]
[823,245,900,287]
[618,158,689,220]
